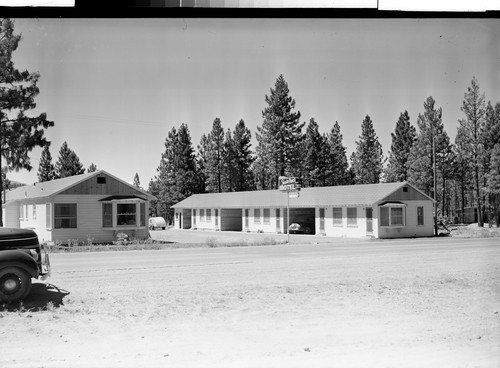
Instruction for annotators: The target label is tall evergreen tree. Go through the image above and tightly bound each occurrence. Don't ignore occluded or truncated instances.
[350,115,384,184]
[326,121,350,186]
[409,96,454,229]
[457,77,486,226]
[196,133,210,193]
[87,163,97,173]
[256,74,304,189]
[0,18,54,225]
[230,119,255,192]
[481,101,500,223]
[54,141,84,178]
[154,123,199,222]
[384,110,416,183]
[133,172,141,189]
[302,118,331,187]
[37,145,55,182]
[485,144,500,226]
[204,118,226,193]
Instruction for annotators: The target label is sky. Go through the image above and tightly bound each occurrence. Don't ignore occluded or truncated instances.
[6,17,500,187]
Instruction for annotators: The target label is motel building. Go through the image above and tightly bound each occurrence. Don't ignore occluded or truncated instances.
[172,181,435,239]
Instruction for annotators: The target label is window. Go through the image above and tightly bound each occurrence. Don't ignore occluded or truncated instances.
[391,207,403,226]
[380,207,390,226]
[207,209,212,222]
[254,208,261,224]
[347,208,357,226]
[319,208,325,232]
[263,208,270,224]
[200,209,205,222]
[97,177,106,184]
[417,206,424,226]
[380,206,406,227]
[46,204,52,229]
[117,203,136,226]
[332,208,342,226]
[32,205,37,220]
[54,204,77,229]
[102,203,113,227]
[140,202,146,227]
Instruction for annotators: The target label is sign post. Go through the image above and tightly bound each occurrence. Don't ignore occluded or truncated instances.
[278,176,301,243]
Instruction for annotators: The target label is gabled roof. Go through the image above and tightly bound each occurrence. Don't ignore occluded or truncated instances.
[172,182,432,209]
[4,170,154,203]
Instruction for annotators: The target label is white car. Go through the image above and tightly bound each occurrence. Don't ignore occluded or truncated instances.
[149,217,166,230]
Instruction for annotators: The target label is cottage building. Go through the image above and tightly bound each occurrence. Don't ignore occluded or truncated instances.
[172,182,434,239]
[2,170,155,244]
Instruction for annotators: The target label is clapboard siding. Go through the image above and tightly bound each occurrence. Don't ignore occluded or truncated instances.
[50,194,149,244]
[381,186,430,202]
[59,173,144,197]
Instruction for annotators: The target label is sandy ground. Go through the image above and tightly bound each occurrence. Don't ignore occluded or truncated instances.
[1,235,499,368]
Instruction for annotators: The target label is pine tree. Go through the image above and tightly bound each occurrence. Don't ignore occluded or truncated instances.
[54,141,84,178]
[37,145,55,182]
[457,77,486,226]
[154,124,199,222]
[133,173,141,189]
[87,163,97,173]
[302,118,331,187]
[384,111,416,183]
[230,119,254,191]
[0,19,54,225]
[485,144,500,226]
[196,133,210,193]
[409,96,454,228]
[204,118,226,193]
[326,121,349,186]
[256,74,304,189]
[350,115,384,184]
[482,101,500,223]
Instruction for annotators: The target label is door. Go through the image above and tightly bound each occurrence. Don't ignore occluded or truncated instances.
[245,209,249,229]
[215,209,219,228]
[366,207,373,234]
[193,209,197,227]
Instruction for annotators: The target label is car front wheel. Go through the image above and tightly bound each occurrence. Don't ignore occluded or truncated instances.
[0,267,33,303]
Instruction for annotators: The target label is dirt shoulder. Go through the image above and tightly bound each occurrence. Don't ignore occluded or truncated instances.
[1,238,499,368]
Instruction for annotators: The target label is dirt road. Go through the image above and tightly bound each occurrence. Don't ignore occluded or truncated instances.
[1,237,499,367]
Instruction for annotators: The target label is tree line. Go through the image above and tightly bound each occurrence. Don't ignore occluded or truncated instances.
[149,74,500,228]
[2,19,499,229]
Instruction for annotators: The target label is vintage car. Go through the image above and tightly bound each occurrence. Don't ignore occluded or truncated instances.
[288,222,313,234]
[148,217,167,230]
[0,228,51,303]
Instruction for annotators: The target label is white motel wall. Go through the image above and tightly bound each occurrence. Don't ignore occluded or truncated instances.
[172,182,435,239]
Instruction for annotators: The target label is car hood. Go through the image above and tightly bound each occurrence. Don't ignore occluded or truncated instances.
[0,228,39,250]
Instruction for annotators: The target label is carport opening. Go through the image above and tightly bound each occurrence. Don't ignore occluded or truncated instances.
[221,208,243,231]
[289,207,316,235]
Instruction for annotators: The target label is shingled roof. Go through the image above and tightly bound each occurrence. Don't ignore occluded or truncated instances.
[4,170,153,203]
[172,182,431,209]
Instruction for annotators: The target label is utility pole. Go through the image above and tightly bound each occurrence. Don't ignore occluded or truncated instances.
[433,135,438,236]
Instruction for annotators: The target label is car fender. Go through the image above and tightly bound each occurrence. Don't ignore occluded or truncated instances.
[0,250,39,278]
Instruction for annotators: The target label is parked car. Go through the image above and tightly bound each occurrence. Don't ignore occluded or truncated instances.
[288,222,313,234]
[149,217,167,230]
[0,228,51,303]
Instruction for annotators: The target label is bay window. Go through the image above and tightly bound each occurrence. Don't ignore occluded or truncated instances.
[379,203,406,227]
[101,200,147,228]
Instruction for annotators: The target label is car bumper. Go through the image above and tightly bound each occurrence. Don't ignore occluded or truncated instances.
[40,245,51,280]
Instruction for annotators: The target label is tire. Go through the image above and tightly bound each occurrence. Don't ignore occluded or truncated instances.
[0,267,33,304]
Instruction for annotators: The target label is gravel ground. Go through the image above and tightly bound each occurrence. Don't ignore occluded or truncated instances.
[1,236,499,368]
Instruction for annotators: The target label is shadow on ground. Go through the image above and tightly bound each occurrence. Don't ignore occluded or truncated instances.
[1,282,70,312]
